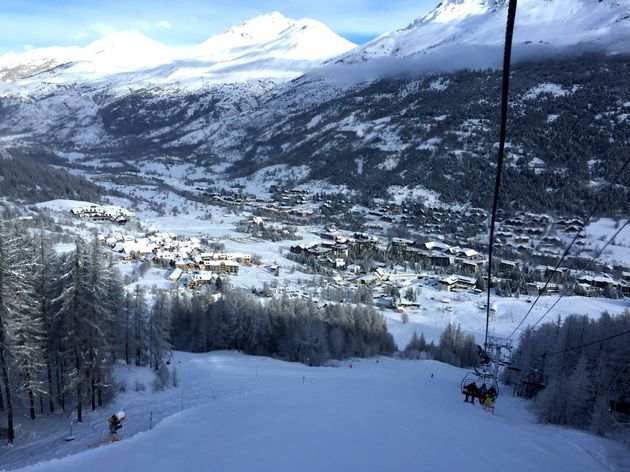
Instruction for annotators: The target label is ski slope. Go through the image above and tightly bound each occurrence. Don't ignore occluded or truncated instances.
[5,352,628,472]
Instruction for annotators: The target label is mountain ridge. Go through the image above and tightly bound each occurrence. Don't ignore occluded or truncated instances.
[0,12,356,88]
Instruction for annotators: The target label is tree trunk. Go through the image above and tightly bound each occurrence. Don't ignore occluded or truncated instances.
[0,345,14,444]
[97,375,103,408]
[125,317,130,365]
[46,359,55,414]
[91,368,96,411]
[74,342,82,422]
[56,360,65,412]
[28,387,36,420]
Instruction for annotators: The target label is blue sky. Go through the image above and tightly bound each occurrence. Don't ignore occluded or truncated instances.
[0,0,438,54]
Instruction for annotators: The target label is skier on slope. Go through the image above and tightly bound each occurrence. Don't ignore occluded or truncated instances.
[108,411,125,437]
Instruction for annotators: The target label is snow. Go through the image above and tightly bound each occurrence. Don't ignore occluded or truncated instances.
[387,185,443,206]
[429,77,450,91]
[331,0,630,81]
[0,12,356,91]
[579,217,630,267]
[524,83,571,100]
[381,283,629,349]
[6,351,628,472]
[34,199,97,212]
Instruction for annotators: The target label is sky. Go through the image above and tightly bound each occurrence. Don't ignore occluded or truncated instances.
[0,0,438,54]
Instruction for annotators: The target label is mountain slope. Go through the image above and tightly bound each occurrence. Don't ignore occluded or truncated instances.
[1,3,629,213]
[0,12,356,88]
[9,352,629,472]
[336,0,630,69]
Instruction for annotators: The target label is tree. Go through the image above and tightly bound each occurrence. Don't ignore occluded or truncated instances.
[57,238,90,422]
[0,222,28,442]
[148,291,172,371]
[33,231,57,414]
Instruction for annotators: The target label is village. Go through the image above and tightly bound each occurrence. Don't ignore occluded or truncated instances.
[68,198,630,318]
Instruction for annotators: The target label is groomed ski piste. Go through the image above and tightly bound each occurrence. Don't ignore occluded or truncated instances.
[3,352,629,472]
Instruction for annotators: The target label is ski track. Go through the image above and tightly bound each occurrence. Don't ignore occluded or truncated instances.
[2,351,629,472]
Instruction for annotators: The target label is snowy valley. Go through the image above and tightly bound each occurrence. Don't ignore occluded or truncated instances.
[0,0,630,470]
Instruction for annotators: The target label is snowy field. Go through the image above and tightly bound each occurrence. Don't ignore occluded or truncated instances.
[382,287,630,348]
[3,352,628,472]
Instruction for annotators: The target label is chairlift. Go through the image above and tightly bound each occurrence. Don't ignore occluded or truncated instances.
[460,371,500,398]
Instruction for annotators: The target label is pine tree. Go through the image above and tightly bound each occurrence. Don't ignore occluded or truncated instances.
[132,285,148,366]
[148,291,172,371]
[57,238,90,423]
[0,222,20,443]
[33,231,57,414]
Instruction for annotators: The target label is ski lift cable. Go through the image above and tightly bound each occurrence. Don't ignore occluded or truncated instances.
[528,219,629,331]
[508,155,630,340]
[485,0,518,350]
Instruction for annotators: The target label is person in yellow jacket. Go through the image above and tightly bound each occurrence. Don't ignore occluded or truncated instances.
[484,395,495,414]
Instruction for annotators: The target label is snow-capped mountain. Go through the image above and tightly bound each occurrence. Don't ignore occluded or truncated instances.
[0,11,356,88]
[1,2,629,214]
[335,0,630,69]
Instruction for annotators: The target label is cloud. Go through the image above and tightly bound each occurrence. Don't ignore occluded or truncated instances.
[156,20,172,29]
[23,44,34,51]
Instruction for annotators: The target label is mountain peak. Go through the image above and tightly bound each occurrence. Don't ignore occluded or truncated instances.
[85,31,166,53]
[225,11,296,42]
[419,0,504,24]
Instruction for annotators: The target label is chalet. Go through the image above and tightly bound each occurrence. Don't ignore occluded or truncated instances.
[460,259,483,274]
[70,204,135,224]
[202,260,239,274]
[357,275,378,286]
[515,235,530,245]
[388,238,415,256]
[168,268,183,282]
[438,275,477,292]
[499,259,520,272]
[527,227,545,236]
[575,283,600,297]
[536,265,569,283]
[527,282,560,296]
[190,272,214,287]
[424,241,451,252]
[332,244,349,258]
[430,253,454,268]
[458,248,480,260]
[577,274,617,291]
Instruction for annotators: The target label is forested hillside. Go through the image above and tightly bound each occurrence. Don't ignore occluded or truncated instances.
[504,311,630,443]
[0,150,105,203]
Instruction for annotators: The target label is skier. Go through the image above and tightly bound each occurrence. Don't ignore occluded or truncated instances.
[108,411,125,438]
